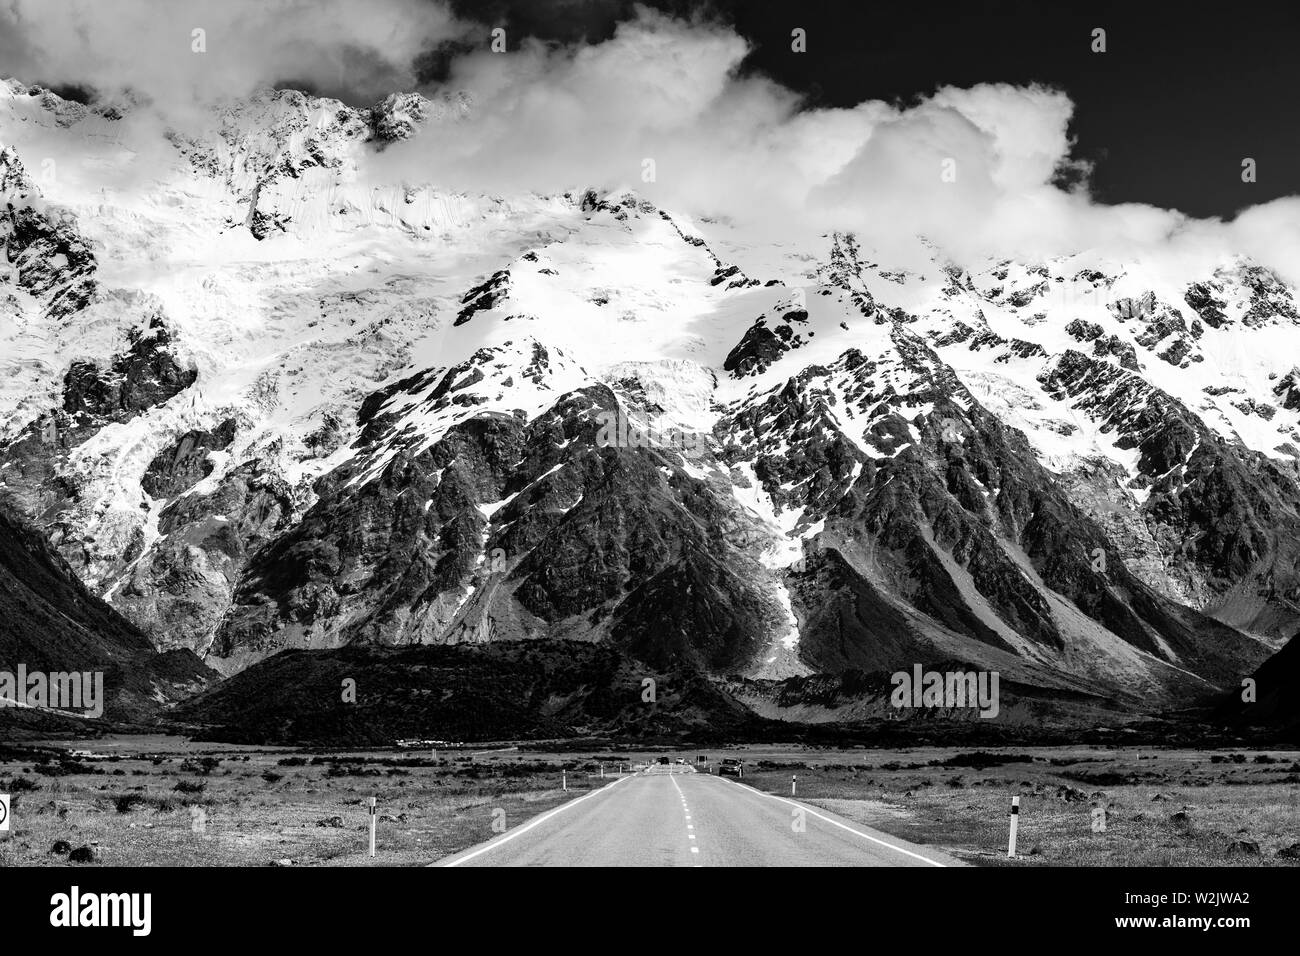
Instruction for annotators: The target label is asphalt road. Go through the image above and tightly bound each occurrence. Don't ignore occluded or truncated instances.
[437,766,963,867]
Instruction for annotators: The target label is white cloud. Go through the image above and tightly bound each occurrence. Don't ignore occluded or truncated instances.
[4,0,1299,282]
[373,7,1300,282]
[0,0,469,118]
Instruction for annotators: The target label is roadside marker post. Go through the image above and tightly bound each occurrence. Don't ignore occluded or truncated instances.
[600,764,605,779]
[792,775,797,796]
[368,796,377,858]
[1007,795,1020,858]
[562,769,567,792]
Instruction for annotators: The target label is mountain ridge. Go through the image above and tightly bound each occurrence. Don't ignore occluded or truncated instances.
[1,79,1295,729]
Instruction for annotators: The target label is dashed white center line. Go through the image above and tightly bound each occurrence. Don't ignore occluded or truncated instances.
[669,769,702,865]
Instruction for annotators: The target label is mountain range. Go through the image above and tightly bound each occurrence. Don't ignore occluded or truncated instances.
[1,80,1296,738]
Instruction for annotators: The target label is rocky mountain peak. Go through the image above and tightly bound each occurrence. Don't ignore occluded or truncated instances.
[0,82,1296,725]
[371,90,472,143]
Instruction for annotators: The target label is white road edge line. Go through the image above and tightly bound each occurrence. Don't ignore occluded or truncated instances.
[439,774,634,867]
[716,777,948,867]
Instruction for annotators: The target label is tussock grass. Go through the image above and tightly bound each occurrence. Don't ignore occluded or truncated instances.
[733,745,1300,866]
[0,739,604,867]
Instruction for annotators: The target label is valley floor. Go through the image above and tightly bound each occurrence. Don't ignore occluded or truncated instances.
[0,737,1296,867]
[728,745,1300,866]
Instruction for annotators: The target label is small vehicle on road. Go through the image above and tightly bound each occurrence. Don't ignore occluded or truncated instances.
[718,757,744,778]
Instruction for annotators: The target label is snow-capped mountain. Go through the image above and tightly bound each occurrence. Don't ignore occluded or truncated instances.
[2,80,1297,719]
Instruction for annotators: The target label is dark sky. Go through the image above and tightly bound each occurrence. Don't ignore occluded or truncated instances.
[446,0,1300,220]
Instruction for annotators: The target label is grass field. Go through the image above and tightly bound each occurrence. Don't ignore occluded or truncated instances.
[2,737,1297,866]
[719,744,1300,866]
[0,736,610,867]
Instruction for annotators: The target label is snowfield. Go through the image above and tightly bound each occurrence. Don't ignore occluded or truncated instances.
[1,81,1296,691]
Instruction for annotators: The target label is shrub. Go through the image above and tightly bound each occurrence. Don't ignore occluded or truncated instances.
[937,752,1034,770]
[115,793,147,813]
[179,757,220,775]
[34,761,86,777]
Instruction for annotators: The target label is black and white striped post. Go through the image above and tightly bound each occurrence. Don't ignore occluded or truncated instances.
[791,774,797,796]
[1007,795,1020,858]
[368,796,377,858]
